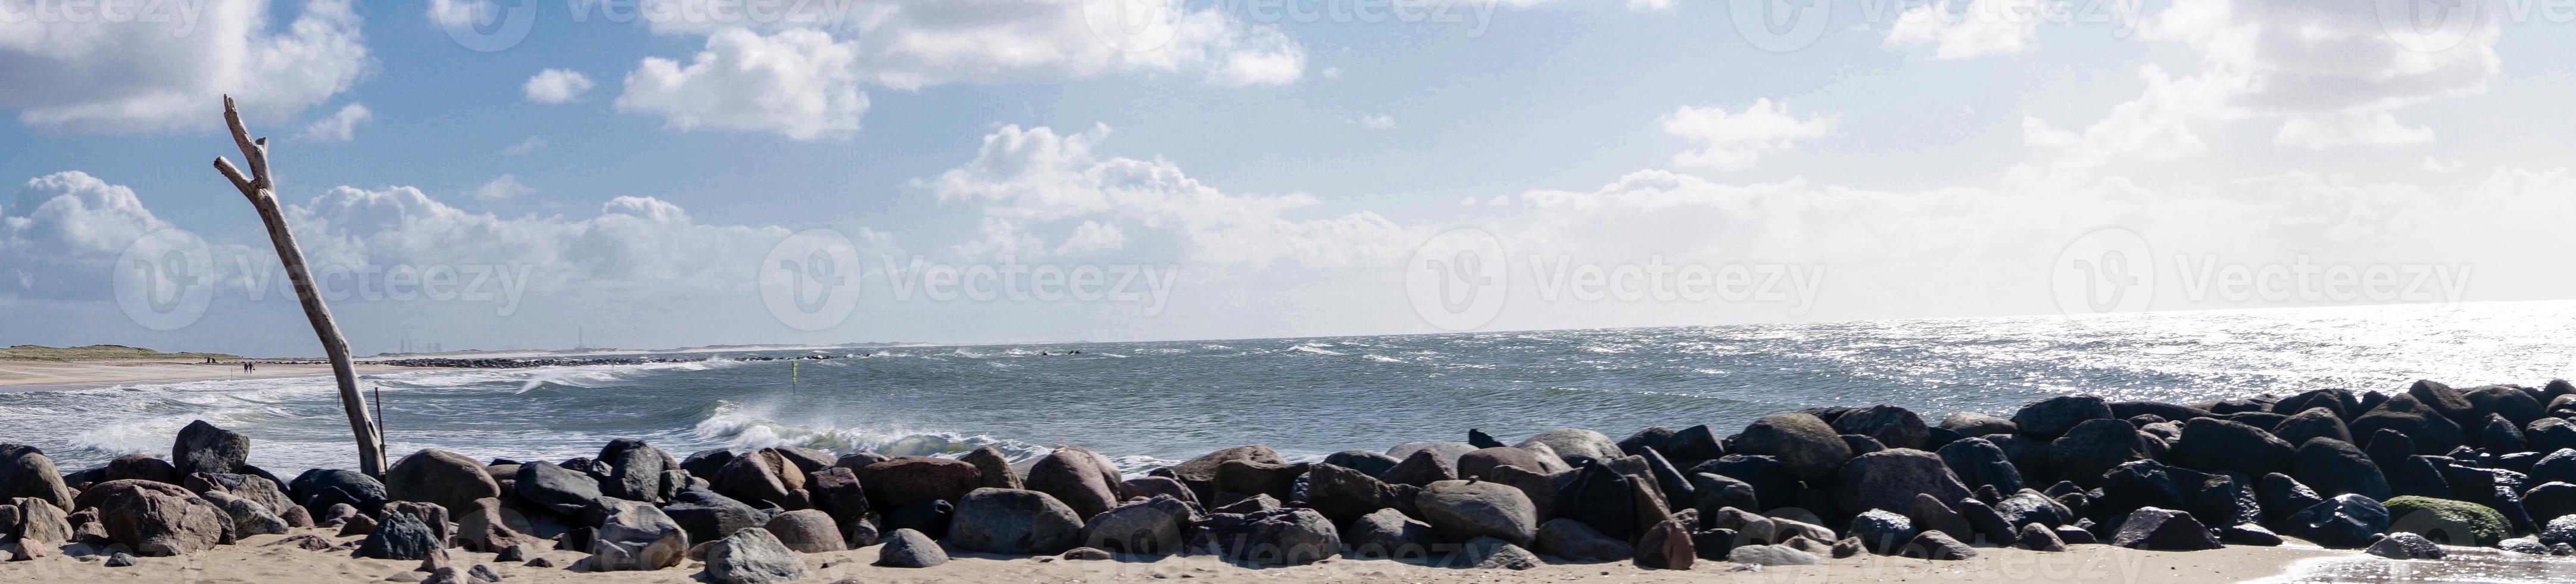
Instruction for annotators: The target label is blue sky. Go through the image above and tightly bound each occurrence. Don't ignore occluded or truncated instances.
[4,0,2575,356]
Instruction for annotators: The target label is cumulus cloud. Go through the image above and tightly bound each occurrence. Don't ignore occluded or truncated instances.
[298,104,372,142]
[1663,100,1838,172]
[0,172,176,298]
[524,69,597,104]
[1885,0,2042,59]
[471,175,537,200]
[0,0,369,131]
[427,0,494,26]
[610,0,1303,137]
[616,28,868,140]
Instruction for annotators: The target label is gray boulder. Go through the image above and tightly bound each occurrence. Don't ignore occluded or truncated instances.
[1205,507,1340,566]
[595,439,677,502]
[960,445,1023,489]
[874,528,947,568]
[1415,479,1538,546]
[1727,543,1819,566]
[591,500,687,571]
[201,490,286,538]
[514,461,604,516]
[1733,414,1853,484]
[1515,428,1624,462]
[1535,518,1632,561]
[1831,449,1971,518]
[704,527,807,584]
[1080,495,1195,556]
[947,488,1083,555]
[1345,508,1437,560]
[385,449,500,514]
[2013,395,2114,439]
[83,479,226,556]
[358,512,440,560]
[763,509,845,553]
[171,420,250,476]
[2109,507,2221,551]
[1833,404,1931,450]
[2365,532,2446,560]
[0,445,73,512]
[1025,445,1123,520]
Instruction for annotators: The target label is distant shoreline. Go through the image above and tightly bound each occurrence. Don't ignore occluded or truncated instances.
[0,359,423,390]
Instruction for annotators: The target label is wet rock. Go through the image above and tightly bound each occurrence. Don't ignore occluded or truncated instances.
[2256,473,2324,526]
[1830,449,1971,520]
[947,488,1083,555]
[386,449,500,514]
[2048,419,2149,487]
[1732,414,1853,484]
[1080,495,1195,556]
[1936,437,2025,494]
[1939,413,2017,437]
[1957,498,2014,545]
[2014,395,2115,440]
[2272,408,2353,449]
[2479,414,2528,451]
[2364,532,2445,560]
[1535,518,1632,561]
[2284,494,2389,549]
[2351,393,2465,455]
[2108,507,2220,551]
[2291,438,2391,502]
[1993,491,2074,529]
[873,528,946,568]
[1025,446,1125,521]
[2383,495,2508,546]
[2171,418,2296,477]
[2523,482,2576,523]
[590,501,686,571]
[2216,523,2281,546]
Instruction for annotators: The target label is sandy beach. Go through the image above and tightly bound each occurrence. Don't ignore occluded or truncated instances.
[0,359,417,389]
[0,529,2346,583]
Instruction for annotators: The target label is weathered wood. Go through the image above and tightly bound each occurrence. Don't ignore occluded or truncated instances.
[211,95,388,477]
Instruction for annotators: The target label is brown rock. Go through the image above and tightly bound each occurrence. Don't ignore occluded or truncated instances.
[960,446,1022,489]
[80,480,228,557]
[1026,446,1124,520]
[854,457,980,513]
[1633,519,1694,570]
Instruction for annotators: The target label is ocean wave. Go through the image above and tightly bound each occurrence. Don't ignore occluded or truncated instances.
[1287,343,1346,356]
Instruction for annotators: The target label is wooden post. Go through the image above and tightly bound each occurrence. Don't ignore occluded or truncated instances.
[211,95,388,477]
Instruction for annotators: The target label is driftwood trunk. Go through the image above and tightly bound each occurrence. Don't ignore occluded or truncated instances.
[213,95,389,477]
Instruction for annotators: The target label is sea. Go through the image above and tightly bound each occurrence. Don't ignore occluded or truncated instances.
[7,300,2575,476]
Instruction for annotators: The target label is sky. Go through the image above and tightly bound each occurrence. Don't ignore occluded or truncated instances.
[2,0,2575,356]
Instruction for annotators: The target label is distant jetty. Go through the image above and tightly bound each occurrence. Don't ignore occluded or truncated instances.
[379,354,847,369]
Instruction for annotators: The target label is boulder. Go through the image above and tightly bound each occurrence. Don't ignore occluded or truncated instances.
[385,449,500,514]
[2272,408,2353,448]
[763,509,844,552]
[1936,437,2026,494]
[358,511,441,561]
[2014,395,2115,439]
[2170,418,2295,477]
[1462,536,1539,570]
[854,457,980,513]
[170,420,250,476]
[1956,498,2014,545]
[1908,493,1972,542]
[702,527,806,584]
[1992,491,2074,529]
[201,490,286,538]
[1166,445,1285,502]
[82,480,227,556]
[1633,518,1694,570]
[829,451,886,471]
[289,468,388,517]
[2383,496,2508,546]
[2291,438,2390,501]
[1321,451,1402,477]
[2365,532,2446,560]
[2108,507,2220,551]
[1119,476,1195,504]
[0,446,73,512]
[1535,518,1631,561]
[105,454,180,485]
[678,449,730,481]
[1727,543,1819,566]
[1516,428,1624,462]
[1903,530,1976,560]
[2110,401,2213,423]
[1211,459,1306,505]
[1733,414,1853,484]
[1554,462,1641,540]
[1379,449,1457,487]
[1025,446,1124,520]
[1831,449,1971,519]
[2255,473,2324,525]
[1940,413,2018,437]
[1417,479,1539,545]
[958,446,1022,489]
[591,500,687,571]
[947,488,1083,555]
[2525,482,2576,523]
[10,497,71,543]
[874,527,947,568]
[595,439,676,502]
[2479,414,2528,451]
[1694,455,1796,512]
[2546,515,2576,546]
[1833,405,1931,451]
[2350,393,2465,454]
[2282,494,2389,549]
[2014,523,2066,551]
[1203,507,1340,566]
[2051,419,2152,488]
[1345,508,1438,560]
[1848,510,1916,555]
[710,453,795,510]
[804,467,870,532]
[2466,385,2546,427]
[513,461,604,516]
[1081,495,1195,556]
[2530,419,2576,454]
[1302,463,1407,527]
[453,498,531,552]
[664,488,769,545]
[1483,464,1558,521]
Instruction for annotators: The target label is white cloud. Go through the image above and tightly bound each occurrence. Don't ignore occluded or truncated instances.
[927,123,1407,268]
[0,0,370,132]
[2421,157,2465,173]
[471,175,538,200]
[1358,115,1396,130]
[615,28,869,140]
[2274,111,2436,149]
[503,136,547,156]
[298,104,373,142]
[1663,100,1838,172]
[1886,0,2042,59]
[427,0,494,26]
[524,70,597,104]
[0,172,176,299]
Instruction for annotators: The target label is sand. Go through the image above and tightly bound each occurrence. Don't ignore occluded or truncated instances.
[0,359,419,389]
[0,529,2346,583]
